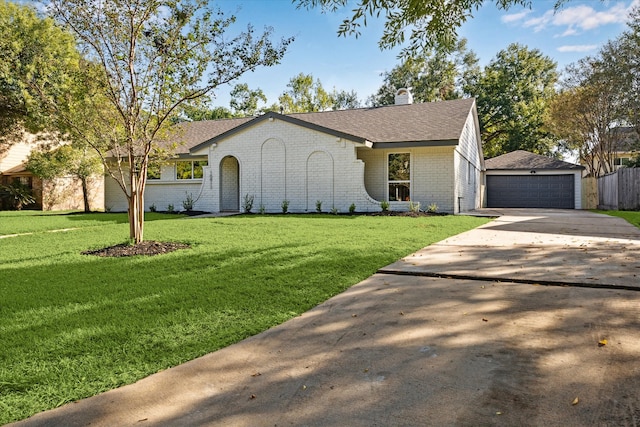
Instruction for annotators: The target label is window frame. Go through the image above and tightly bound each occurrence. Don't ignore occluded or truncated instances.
[387,152,411,202]
[176,160,208,180]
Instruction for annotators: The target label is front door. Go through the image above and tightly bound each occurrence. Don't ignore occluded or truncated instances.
[220,156,239,211]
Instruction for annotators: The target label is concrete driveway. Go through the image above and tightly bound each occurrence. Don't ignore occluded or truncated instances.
[10,209,640,427]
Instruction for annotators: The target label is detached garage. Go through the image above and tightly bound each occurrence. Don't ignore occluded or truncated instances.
[484,150,585,209]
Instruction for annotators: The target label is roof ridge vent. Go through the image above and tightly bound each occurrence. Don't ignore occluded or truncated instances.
[394,88,413,105]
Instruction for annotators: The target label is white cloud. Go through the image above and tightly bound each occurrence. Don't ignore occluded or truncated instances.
[520,1,635,36]
[501,10,532,23]
[557,44,598,52]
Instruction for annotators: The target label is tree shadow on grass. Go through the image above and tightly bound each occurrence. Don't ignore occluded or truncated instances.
[4,238,640,426]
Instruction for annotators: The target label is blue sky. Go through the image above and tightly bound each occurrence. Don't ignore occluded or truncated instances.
[211,0,639,108]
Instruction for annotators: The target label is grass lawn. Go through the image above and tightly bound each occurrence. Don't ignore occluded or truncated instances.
[0,211,489,424]
[595,209,640,229]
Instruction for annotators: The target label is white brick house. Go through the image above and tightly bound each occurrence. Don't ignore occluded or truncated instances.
[105,93,484,214]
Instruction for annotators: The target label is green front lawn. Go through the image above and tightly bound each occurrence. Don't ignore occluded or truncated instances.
[595,209,640,229]
[0,212,489,424]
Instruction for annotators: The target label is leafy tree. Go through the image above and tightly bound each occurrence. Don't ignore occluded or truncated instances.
[0,1,81,157]
[26,143,102,212]
[332,89,361,110]
[40,0,292,243]
[279,73,334,113]
[230,83,267,116]
[464,43,559,157]
[296,0,549,56]
[598,6,640,134]
[369,38,478,106]
[179,104,235,121]
[546,6,640,176]
[547,61,622,176]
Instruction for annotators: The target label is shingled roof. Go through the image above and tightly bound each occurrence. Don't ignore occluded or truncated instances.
[485,150,584,170]
[178,98,477,154]
[170,117,252,155]
[288,98,476,144]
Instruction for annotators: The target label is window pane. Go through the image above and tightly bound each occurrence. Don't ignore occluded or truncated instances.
[176,161,192,180]
[389,182,410,201]
[389,153,410,181]
[147,163,161,180]
[193,161,207,179]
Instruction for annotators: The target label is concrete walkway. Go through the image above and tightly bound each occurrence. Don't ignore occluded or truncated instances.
[10,209,640,427]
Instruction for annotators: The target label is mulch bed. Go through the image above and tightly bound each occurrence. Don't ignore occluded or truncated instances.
[82,241,190,257]
[365,211,448,217]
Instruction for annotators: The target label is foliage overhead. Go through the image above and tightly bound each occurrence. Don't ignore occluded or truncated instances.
[295,0,557,57]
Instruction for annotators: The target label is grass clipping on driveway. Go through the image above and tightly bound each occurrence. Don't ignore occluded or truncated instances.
[0,212,488,424]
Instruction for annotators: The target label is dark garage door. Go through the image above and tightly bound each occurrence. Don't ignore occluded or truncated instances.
[487,175,575,209]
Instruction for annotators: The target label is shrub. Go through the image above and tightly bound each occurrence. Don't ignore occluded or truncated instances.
[315,200,322,213]
[0,183,35,210]
[330,206,339,215]
[427,203,438,213]
[182,193,194,211]
[380,200,389,212]
[258,203,266,214]
[349,203,356,214]
[167,204,175,213]
[281,199,289,213]
[149,204,157,213]
[409,201,420,213]
[243,194,255,213]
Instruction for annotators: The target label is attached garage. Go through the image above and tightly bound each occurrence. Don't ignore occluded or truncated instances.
[484,150,585,209]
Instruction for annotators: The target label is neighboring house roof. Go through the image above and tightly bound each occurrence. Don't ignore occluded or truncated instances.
[1,163,29,175]
[485,150,584,170]
[187,98,478,154]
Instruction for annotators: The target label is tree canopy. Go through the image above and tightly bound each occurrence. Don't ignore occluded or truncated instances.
[278,73,334,113]
[230,83,267,116]
[277,72,361,112]
[465,43,559,157]
[26,143,102,212]
[37,0,293,243]
[547,5,640,176]
[369,38,478,106]
[0,0,81,156]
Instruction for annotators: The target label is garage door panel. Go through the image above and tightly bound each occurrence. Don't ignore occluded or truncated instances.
[487,175,574,208]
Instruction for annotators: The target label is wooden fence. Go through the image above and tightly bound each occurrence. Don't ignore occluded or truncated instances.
[581,177,598,209]
[597,168,640,210]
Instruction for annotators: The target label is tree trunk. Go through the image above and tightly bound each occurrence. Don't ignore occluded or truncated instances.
[81,176,90,212]
[128,172,145,244]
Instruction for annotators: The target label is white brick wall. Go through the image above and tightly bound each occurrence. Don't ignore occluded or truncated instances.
[104,169,203,212]
[454,110,483,213]
[104,111,484,214]
[357,146,457,213]
[202,119,380,213]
